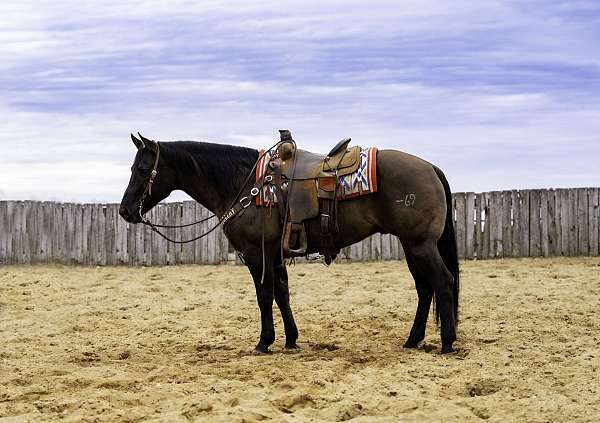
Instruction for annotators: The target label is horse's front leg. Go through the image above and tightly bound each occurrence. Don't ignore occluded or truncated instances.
[245,254,276,354]
[274,258,299,349]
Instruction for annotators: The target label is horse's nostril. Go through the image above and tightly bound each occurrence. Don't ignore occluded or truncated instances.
[119,205,129,219]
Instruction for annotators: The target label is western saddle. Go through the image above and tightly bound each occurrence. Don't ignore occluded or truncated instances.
[266,130,361,264]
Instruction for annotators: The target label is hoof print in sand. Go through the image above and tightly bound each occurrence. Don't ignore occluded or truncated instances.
[465,378,503,397]
[273,393,315,414]
[181,400,213,419]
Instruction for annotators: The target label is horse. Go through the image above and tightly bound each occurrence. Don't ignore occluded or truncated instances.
[119,133,460,354]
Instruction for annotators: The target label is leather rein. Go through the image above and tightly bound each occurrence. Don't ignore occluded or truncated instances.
[137,140,279,244]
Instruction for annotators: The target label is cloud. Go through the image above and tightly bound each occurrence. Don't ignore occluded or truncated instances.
[0,1,599,201]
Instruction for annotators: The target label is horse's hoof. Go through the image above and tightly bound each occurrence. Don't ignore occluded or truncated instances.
[252,345,271,355]
[403,339,420,349]
[284,343,300,350]
[441,345,456,354]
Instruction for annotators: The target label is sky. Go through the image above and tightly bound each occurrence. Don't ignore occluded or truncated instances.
[1,0,599,203]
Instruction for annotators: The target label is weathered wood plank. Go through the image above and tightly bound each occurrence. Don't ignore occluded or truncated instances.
[181,201,193,264]
[589,188,599,256]
[577,188,589,255]
[482,192,491,259]
[370,233,381,260]
[195,204,205,264]
[558,189,569,256]
[73,204,83,264]
[361,235,372,262]
[547,189,559,256]
[89,204,98,264]
[6,202,16,264]
[41,201,54,263]
[157,204,168,265]
[51,203,61,263]
[510,191,520,257]
[110,204,122,265]
[519,190,530,257]
[9,202,20,264]
[381,234,392,260]
[397,237,405,260]
[24,201,33,264]
[206,206,217,264]
[465,192,475,259]
[148,205,158,265]
[0,201,8,264]
[529,190,541,257]
[553,189,563,256]
[490,191,503,258]
[174,203,183,264]
[167,203,178,264]
[11,201,20,264]
[454,193,466,259]
[568,189,578,256]
[144,206,155,266]
[35,202,45,263]
[99,204,107,265]
[389,235,398,260]
[115,205,128,264]
[135,208,145,265]
[26,202,37,263]
[475,193,484,259]
[540,190,549,257]
[61,203,72,264]
[350,238,362,261]
[500,191,512,258]
[219,226,229,263]
[26,201,38,263]
[15,202,24,264]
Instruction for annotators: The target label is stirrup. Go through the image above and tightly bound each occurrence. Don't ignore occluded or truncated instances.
[282,222,307,256]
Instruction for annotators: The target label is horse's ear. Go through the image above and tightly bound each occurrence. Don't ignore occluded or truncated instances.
[131,133,144,149]
[138,133,157,151]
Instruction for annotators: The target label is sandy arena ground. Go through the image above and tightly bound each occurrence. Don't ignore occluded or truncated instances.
[1,257,599,422]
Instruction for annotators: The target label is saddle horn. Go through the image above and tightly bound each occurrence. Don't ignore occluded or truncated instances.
[278,129,295,161]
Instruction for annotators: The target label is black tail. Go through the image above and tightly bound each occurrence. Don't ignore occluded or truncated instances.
[432,165,460,325]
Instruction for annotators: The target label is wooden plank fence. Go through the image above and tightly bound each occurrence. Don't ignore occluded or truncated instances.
[1,188,599,265]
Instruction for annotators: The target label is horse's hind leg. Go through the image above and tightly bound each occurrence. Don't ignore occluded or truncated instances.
[274,258,299,349]
[403,251,434,348]
[404,240,456,353]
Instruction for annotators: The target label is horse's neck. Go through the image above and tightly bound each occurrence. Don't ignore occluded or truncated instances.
[165,143,254,217]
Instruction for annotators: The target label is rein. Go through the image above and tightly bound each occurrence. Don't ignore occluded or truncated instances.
[137,139,281,244]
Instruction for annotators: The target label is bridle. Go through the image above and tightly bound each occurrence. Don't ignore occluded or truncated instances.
[137,141,162,221]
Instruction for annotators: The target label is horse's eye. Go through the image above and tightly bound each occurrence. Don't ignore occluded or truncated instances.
[137,156,154,172]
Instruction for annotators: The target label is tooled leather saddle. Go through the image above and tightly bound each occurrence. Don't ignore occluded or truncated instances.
[266,130,361,264]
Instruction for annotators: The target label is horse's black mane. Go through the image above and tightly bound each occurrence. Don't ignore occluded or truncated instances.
[159,141,259,196]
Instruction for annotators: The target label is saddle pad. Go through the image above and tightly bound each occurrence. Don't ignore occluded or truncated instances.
[256,147,378,206]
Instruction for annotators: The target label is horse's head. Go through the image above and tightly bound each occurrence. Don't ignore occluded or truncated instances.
[119,133,175,223]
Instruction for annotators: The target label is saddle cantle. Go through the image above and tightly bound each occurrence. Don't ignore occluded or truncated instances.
[271,130,362,263]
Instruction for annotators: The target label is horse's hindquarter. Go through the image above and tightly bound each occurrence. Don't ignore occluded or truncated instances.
[335,149,447,247]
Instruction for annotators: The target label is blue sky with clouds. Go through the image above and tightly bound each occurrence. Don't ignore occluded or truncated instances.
[1,0,599,202]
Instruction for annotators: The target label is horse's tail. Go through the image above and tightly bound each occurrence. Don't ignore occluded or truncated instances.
[432,165,460,325]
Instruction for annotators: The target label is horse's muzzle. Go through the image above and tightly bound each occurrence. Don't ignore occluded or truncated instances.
[119,205,140,223]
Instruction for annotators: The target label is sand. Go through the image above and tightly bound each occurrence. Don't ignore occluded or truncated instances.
[1,257,599,422]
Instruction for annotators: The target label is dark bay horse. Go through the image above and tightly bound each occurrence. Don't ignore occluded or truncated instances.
[119,134,460,354]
